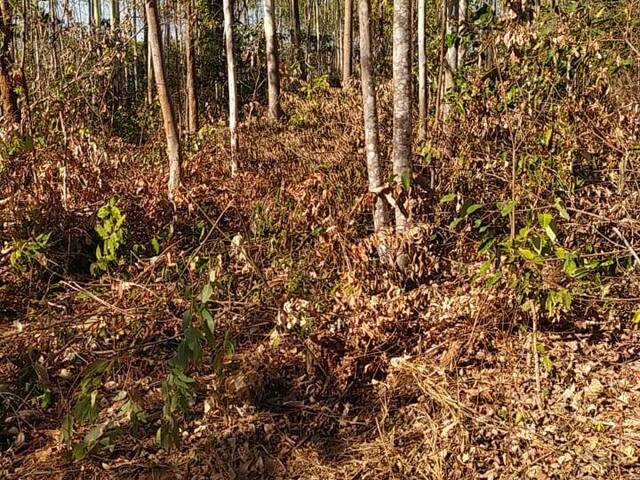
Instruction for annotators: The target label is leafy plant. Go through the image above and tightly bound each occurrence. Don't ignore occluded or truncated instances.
[299,74,330,100]
[90,197,127,276]
[156,280,234,449]
[9,233,50,272]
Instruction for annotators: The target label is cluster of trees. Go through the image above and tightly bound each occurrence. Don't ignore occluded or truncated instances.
[0,0,499,221]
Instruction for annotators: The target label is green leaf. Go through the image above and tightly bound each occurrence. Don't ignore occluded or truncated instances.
[518,248,539,261]
[464,203,483,216]
[400,172,411,191]
[200,283,213,304]
[201,308,216,346]
[542,125,553,148]
[151,237,160,255]
[632,310,640,324]
[497,200,516,217]
[440,192,456,204]
[554,198,570,220]
[72,442,88,460]
[538,212,557,243]
[485,271,502,289]
[449,217,464,230]
[478,236,496,254]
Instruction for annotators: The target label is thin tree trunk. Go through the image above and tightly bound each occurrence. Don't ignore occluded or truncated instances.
[145,0,181,198]
[457,0,466,69]
[358,0,388,232]
[132,0,139,94]
[341,0,352,85]
[223,0,238,175]
[0,0,20,128]
[185,0,198,133]
[417,0,426,139]
[442,0,457,119]
[110,0,119,31]
[290,0,305,78]
[263,0,281,120]
[145,7,154,103]
[93,0,102,28]
[392,0,412,231]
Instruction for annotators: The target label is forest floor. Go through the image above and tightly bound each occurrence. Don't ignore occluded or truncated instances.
[1,89,639,479]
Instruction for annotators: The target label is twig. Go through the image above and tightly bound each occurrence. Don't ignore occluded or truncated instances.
[60,280,128,314]
[612,227,640,266]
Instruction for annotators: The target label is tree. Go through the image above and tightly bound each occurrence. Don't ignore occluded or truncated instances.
[185,0,198,134]
[290,0,305,79]
[417,0,427,139]
[223,0,238,175]
[358,0,388,232]
[93,0,102,28]
[0,0,20,128]
[145,8,154,104]
[110,0,119,31]
[263,0,282,120]
[457,0,467,69]
[392,0,412,230]
[145,0,181,198]
[342,0,352,85]
[442,0,458,119]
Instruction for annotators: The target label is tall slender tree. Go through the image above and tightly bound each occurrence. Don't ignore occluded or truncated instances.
[145,7,154,104]
[341,0,352,85]
[185,0,198,134]
[417,0,427,139]
[392,0,412,230]
[263,0,282,119]
[442,0,457,119]
[110,0,119,31]
[457,0,467,68]
[290,0,305,79]
[358,0,388,231]
[0,0,20,128]
[93,0,102,27]
[223,0,238,175]
[145,0,181,197]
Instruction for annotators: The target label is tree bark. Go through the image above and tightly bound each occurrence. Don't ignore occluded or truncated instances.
[263,0,281,119]
[0,0,20,128]
[358,0,388,232]
[290,0,305,79]
[417,0,426,140]
[457,0,466,69]
[145,0,181,198]
[185,0,198,134]
[110,0,119,31]
[392,0,412,230]
[223,0,238,175]
[341,0,352,85]
[442,0,457,119]
[145,7,154,104]
[93,0,102,28]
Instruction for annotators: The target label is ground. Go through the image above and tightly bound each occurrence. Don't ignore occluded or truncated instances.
[1,89,639,479]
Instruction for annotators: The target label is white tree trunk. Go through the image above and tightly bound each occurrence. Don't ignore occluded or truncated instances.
[223,0,239,175]
[358,0,388,232]
[392,0,412,230]
[417,0,426,139]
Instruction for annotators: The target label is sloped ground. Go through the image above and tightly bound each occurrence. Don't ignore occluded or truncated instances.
[1,82,639,479]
